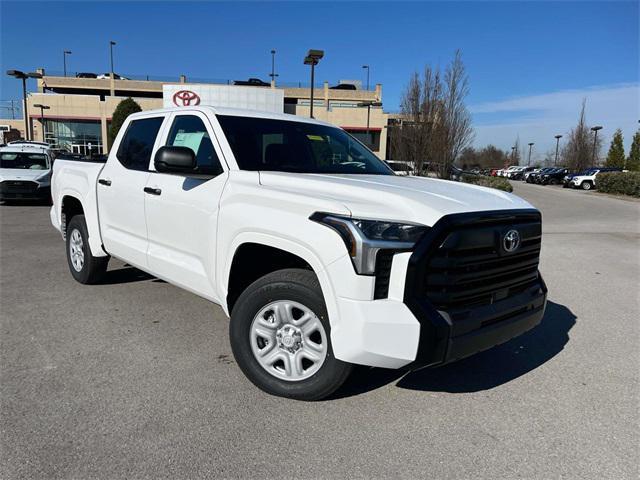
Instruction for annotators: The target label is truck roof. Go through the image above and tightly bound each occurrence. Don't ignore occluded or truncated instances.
[128,105,337,128]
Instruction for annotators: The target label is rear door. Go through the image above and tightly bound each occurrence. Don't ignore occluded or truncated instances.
[97,114,167,269]
[144,111,228,300]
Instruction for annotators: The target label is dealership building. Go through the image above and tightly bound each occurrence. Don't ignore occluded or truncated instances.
[2,69,389,158]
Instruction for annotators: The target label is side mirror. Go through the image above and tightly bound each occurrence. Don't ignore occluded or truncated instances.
[154,146,196,174]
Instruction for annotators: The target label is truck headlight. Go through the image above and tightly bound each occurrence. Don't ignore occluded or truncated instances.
[310,213,429,275]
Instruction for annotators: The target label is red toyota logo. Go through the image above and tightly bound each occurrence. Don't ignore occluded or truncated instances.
[173,90,200,106]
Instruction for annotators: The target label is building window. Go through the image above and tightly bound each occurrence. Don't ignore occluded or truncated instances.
[44,119,103,156]
[344,129,381,152]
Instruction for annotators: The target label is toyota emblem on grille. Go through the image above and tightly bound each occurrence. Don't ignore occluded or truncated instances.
[503,229,521,253]
[173,90,200,107]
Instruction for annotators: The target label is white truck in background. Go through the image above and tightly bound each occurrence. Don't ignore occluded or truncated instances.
[50,106,547,400]
[0,141,54,202]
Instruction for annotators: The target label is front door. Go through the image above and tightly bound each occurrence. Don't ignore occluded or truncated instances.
[97,115,166,269]
[144,112,228,300]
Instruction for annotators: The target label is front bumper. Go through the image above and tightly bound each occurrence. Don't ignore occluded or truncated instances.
[329,209,547,370]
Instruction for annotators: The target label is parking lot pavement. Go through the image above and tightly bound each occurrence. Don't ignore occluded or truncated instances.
[1,183,638,480]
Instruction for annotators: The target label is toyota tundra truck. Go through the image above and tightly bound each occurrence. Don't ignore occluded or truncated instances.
[50,106,547,400]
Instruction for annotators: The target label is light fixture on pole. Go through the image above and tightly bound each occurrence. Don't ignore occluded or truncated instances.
[33,103,50,142]
[6,69,42,141]
[362,65,370,90]
[357,100,382,148]
[109,41,116,77]
[63,50,72,77]
[590,126,603,164]
[269,49,278,86]
[511,146,516,164]
[527,142,534,166]
[554,134,562,166]
[304,49,324,119]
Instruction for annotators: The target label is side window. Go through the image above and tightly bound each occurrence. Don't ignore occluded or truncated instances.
[166,115,223,175]
[116,117,164,171]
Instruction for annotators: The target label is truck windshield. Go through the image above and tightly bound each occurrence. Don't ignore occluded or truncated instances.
[0,152,48,170]
[217,115,393,175]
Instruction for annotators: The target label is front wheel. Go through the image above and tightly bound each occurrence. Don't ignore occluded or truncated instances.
[66,214,109,284]
[581,181,593,191]
[229,268,352,400]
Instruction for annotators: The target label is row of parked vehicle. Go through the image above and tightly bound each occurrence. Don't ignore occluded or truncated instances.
[490,165,624,190]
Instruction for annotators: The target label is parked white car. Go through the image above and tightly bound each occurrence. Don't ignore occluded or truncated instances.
[0,141,54,201]
[50,106,547,400]
[570,167,623,190]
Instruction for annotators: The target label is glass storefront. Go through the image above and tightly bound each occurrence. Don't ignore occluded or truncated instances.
[44,119,102,155]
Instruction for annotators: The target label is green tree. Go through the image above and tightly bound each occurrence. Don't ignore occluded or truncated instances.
[108,97,142,148]
[605,129,625,168]
[627,130,640,171]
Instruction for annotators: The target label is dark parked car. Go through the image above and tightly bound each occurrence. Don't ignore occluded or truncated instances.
[76,72,97,79]
[526,167,554,183]
[329,83,357,90]
[539,168,570,185]
[233,78,270,87]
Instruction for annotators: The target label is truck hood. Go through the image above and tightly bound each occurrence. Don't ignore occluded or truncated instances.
[258,172,534,226]
[0,168,49,182]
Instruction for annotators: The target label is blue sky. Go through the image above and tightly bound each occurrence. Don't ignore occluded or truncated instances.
[1,1,638,160]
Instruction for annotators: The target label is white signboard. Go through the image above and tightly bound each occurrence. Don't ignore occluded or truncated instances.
[163,84,284,113]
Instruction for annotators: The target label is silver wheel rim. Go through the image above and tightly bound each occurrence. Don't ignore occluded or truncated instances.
[69,228,85,272]
[249,300,328,382]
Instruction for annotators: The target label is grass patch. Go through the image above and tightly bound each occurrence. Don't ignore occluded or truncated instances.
[461,174,513,192]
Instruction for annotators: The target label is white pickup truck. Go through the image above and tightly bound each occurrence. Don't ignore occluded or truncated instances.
[51,106,547,400]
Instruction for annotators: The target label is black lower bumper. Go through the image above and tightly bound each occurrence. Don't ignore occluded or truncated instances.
[443,284,546,364]
[406,279,547,369]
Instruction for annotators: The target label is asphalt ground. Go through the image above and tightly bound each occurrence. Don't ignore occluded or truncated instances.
[1,181,638,479]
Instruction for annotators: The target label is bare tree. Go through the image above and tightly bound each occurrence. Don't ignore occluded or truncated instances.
[392,50,474,178]
[561,99,602,171]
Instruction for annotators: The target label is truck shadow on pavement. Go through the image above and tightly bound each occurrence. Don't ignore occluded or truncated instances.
[332,301,576,398]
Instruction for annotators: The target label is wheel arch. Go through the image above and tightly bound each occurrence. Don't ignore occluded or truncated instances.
[222,235,340,327]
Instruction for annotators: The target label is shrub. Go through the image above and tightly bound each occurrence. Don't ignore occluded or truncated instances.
[461,174,513,192]
[597,172,640,197]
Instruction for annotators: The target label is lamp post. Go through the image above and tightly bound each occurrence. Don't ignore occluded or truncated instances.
[554,134,562,166]
[511,146,516,164]
[357,101,382,148]
[269,49,278,86]
[591,126,603,165]
[304,49,324,118]
[6,70,42,141]
[527,142,534,166]
[33,103,50,142]
[63,50,72,77]
[109,41,116,77]
[362,65,370,90]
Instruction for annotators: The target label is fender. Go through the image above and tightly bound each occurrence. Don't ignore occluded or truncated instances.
[58,189,106,257]
[220,232,344,335]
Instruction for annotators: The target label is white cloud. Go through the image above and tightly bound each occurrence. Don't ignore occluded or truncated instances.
[470,83,639,163]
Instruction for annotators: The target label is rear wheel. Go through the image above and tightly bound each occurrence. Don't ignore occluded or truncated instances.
[229,268,352,400]
[66,215,109,284]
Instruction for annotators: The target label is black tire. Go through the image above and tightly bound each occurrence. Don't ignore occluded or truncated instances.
[581,181,593,191]
[229,268,352,401]
[65,214,109,284]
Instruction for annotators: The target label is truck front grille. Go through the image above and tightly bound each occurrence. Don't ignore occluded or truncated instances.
[0,180,39,194]
[414,211,542,312]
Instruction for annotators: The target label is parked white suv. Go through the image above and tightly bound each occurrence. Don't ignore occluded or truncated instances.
[50,106,547,400]
[0,141,54,202]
